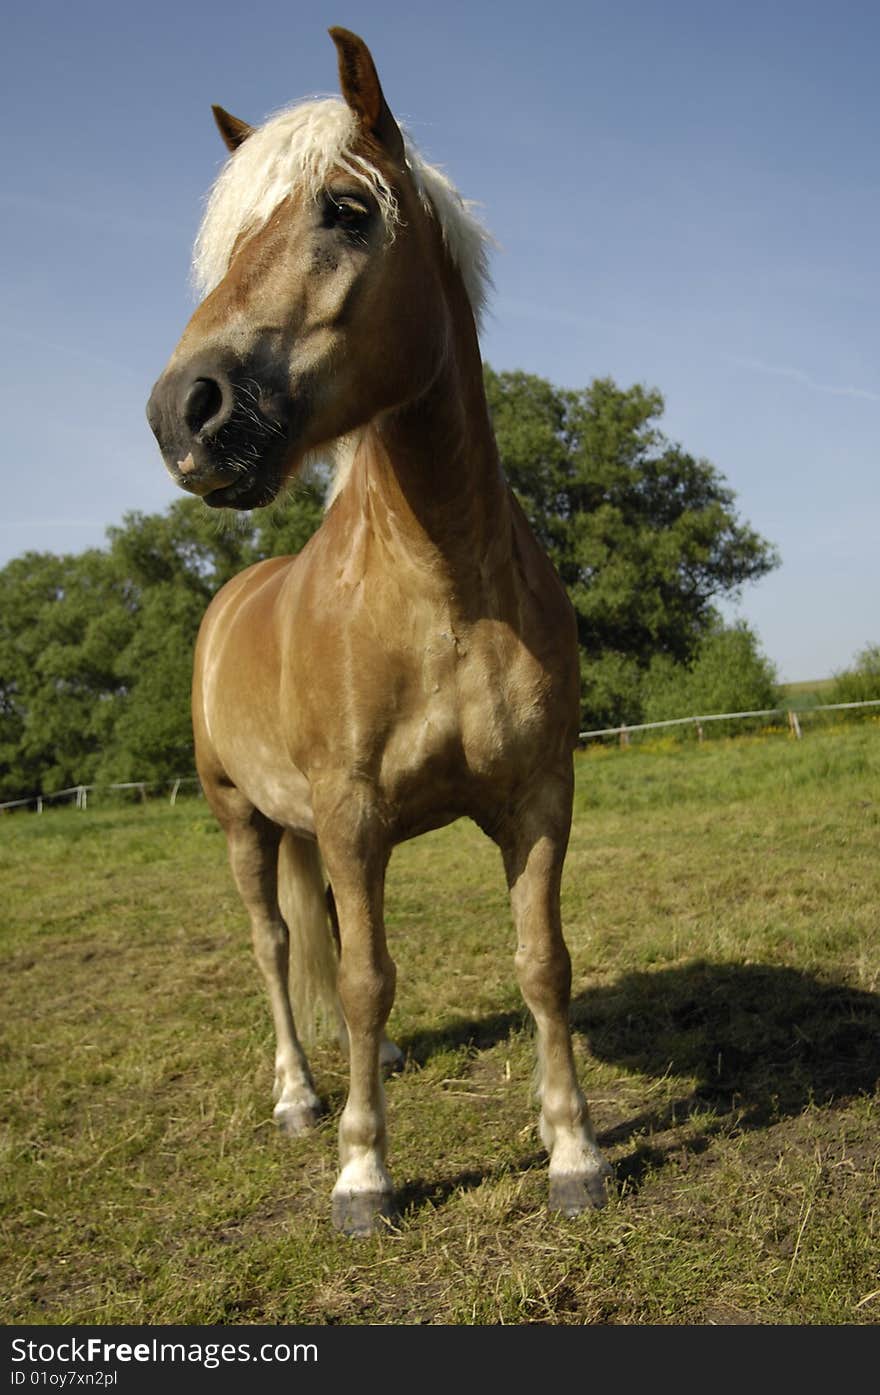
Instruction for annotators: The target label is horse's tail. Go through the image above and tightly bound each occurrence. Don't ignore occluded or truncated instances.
[277,832,341,1045]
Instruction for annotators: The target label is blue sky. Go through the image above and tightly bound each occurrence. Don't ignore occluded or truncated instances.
[2,0,877,681]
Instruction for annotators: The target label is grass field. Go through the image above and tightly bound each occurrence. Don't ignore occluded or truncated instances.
[2,724,878,1325]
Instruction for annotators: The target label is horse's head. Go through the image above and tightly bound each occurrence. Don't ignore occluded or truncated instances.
[147,28,489,510]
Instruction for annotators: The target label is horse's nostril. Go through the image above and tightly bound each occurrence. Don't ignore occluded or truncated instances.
[183,377,225,436]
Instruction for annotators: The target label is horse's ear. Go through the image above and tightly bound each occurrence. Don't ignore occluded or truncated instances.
[328,27,405,165]
[212,105,254,152]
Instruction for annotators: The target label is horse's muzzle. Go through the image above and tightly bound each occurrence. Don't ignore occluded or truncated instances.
[146,358,290,509]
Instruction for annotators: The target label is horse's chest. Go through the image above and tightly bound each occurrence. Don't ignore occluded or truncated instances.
[381,624,551,796]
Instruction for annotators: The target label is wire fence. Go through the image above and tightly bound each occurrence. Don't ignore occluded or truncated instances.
[2,699,878,814]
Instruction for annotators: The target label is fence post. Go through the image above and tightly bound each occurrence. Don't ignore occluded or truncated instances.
[619,725,630,748]
[36,796,43,815]
[695,720,704,743]
[170,779,181,806]
[788,709,802,740]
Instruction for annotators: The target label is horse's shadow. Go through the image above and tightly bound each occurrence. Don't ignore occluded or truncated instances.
[394,960,880,1209]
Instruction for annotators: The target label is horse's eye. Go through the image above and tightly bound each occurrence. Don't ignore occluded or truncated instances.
[323,193,372,233]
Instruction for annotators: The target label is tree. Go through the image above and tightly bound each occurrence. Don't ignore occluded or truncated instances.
[0,549,133,799]
[97,583,209,784]
[484,368,779,726]
[642,620,779,730]
[829,643,880,706]
[0,482,329,800]
[105,497,249,598]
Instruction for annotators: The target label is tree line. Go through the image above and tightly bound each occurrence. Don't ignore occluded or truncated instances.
[1,369,870,803]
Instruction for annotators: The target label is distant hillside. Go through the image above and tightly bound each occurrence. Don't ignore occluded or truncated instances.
[780,678,836,709]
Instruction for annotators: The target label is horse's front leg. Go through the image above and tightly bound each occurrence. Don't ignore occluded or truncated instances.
[499,769,613,1215]
[218,800,323,1135]
[315,784,397,1236]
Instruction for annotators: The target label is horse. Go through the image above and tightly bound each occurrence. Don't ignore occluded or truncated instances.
[147,26,612,1236]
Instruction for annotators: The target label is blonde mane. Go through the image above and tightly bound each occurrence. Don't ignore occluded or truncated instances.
[192,97,493,327]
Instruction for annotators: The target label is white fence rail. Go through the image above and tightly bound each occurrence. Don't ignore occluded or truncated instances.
[0,777,201,814]
[579,697,880,744]
[2,699,878,813]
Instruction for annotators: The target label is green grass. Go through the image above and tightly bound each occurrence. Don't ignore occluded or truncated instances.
[1,724,878,1325]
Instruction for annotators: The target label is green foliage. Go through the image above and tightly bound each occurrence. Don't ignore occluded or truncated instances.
[98,583,208,784]
[642,620,780,731]
[0,549,134,798]
[0,484,327,800]
[578,649,644,733]
[829,642,880,706]
[485,368,779,726]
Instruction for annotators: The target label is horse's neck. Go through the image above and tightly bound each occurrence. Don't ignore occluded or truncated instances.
[342,330,511,601]
[350,406,507,605]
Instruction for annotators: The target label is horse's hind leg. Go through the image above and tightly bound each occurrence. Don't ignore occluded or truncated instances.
[219,800,323,1135]
[499,770,613,1214]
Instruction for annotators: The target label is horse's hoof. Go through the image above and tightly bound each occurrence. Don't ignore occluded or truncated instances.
[549,1164,614,1215]
[273,1102,322,1137]
[331,1190,399,1237]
